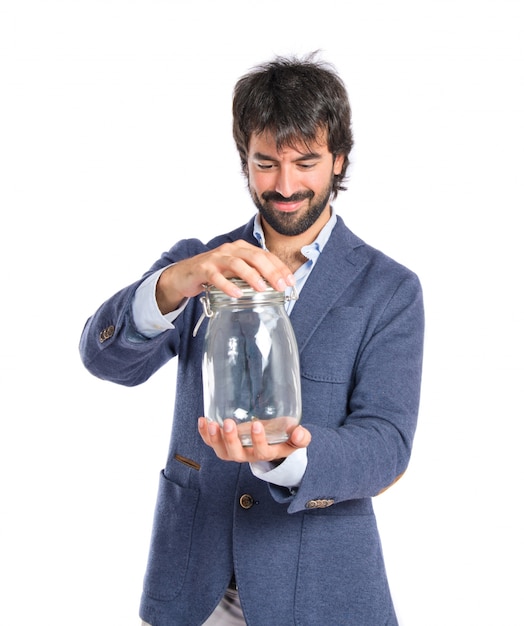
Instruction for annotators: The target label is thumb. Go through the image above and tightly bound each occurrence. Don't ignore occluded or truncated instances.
[289,425,311,449]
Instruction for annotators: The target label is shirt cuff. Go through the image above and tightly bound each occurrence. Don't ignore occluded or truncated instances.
[250,447,308,490]
[132,266,188,338]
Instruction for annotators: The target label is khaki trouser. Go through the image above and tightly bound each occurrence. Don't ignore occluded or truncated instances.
[141,585,246,626]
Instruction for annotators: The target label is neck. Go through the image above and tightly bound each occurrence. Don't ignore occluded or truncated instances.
[268,245,308,273]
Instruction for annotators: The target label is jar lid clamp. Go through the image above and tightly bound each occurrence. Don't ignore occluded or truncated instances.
[192,278,298,337]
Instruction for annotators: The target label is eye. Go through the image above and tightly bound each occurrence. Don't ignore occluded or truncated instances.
[256,162,275,170]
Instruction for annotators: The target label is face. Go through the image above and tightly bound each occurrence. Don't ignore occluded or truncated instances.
[247,131,344,238]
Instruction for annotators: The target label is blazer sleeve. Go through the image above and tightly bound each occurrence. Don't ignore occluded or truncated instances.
[274,270,424,514]
[78,237,209,386]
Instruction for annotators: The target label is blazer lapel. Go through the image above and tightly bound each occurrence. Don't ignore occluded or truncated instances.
[237,215,368,354]
[289,217,368,354]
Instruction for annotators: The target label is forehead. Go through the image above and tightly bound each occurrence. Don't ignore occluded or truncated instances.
[248,129,330,157]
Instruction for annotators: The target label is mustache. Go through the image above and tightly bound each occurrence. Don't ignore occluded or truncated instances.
[261,190,314,203]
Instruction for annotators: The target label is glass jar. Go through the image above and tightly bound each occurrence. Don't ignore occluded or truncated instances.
[200,279,301,446]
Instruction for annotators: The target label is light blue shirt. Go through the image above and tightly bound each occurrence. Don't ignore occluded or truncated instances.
[252,210,337,315]
[132,209,337,490]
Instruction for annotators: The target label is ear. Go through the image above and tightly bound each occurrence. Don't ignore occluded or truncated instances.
[333,153,345,176]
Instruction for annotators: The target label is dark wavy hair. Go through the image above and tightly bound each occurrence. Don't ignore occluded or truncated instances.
[232,52,353,198]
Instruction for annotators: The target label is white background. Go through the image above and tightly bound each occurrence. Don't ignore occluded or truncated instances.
[1,1,523,624]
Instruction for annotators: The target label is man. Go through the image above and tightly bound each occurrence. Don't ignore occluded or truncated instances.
[80,53,424,625]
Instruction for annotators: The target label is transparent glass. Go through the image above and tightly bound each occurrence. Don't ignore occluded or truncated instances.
[201,279,302,446]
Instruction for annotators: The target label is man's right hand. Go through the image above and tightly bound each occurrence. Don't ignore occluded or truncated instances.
[155,240,296,314]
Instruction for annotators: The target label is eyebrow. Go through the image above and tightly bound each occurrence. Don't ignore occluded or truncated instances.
[252,151,323,162]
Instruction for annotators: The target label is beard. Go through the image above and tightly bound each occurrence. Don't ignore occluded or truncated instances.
[249,175,334,237]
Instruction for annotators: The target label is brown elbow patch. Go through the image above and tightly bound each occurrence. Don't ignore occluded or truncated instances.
[376,472,405,495]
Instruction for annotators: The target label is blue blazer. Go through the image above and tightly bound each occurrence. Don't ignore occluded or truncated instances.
[80,215,424,626]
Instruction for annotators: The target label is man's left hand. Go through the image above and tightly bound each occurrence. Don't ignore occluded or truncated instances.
[198,417,311,463]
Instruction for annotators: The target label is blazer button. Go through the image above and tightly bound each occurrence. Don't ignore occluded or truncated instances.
[305,498,335,509]
[239,494,254,509]
[99,325,115,343]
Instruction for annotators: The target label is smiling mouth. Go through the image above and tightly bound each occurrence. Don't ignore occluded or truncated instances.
[272,200,304,212]
[263,191,313,213]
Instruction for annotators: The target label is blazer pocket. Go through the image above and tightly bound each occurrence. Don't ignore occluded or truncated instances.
[300,306,363,383]
[142,470,200,601]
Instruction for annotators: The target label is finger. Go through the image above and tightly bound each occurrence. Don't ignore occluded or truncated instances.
[238,246,296,292]
[204,271,246,298]
[197,417,212,443]
[267,426,310,458]
[247,420,274,461]
[214,242,295,293]
[287,426,311,449]
[198,418,229,459]
[221,419,250,461]
[207,256,273,295]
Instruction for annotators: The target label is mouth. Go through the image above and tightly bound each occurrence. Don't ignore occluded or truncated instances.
[263,191,313,214]
[271,200,304,213]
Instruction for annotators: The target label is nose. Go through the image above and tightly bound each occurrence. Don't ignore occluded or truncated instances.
[274,165,298,198]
